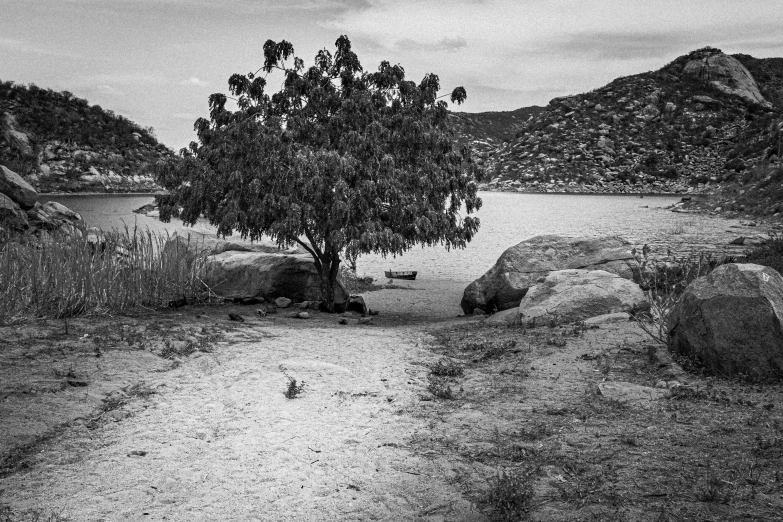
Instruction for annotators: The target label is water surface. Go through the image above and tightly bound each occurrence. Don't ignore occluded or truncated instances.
[44,192,740,285]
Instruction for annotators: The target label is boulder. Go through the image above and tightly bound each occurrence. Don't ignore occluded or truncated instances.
[461,235,635,314]
[0,192,29,231]
[683,49,772,108]
[667,263,783,380]
[517,269,646,325]
[0,165,38,209]
[346,295,368,315]
[203,251,349,311]
[1,113,33,157]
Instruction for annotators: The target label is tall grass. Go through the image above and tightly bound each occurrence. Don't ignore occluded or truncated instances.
[0,227,210,324]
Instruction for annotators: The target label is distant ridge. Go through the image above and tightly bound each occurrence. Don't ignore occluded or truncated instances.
[453,47,783,197]
[0,81,173,193]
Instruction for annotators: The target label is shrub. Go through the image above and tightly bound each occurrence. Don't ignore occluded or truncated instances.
[631,246,730,346]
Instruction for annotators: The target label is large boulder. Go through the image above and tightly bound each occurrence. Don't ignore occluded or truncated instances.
[26,201,84,232]
[461,235,635,314]
[0,165,38,209]
[668,263,783,381]
[516,269,647,325]
[683,49,772,109]
[161,234,304,272]
[203,251,349,311]
[0,192,29,231]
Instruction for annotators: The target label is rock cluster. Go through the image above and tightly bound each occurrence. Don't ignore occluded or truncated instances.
[453,48,781,196]
[0,164,84,240]
[461,235,636,314]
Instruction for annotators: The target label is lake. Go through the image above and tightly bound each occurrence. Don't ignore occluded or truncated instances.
[43,192,742,285]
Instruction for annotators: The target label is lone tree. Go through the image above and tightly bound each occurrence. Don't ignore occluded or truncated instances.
[157,36,483,311]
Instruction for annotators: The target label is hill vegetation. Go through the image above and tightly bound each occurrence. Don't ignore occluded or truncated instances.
[453,48,783,201]
[0,81,172,193]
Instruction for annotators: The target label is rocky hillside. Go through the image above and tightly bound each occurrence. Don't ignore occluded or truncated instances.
[456,48,783,195]
[0,81,172,193]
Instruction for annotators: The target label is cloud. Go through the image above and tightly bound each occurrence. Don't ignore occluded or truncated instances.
[0,36,84,59]
[395,36,468,53]
[182,77,208,86]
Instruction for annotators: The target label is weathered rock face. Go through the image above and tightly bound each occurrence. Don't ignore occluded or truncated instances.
[26,201,85,236]
[668,263,783,381]
[517,269,646,325]
[461,235,635,314]
[0,192,29,231]
[0,165,38,209]
[203,251,349,311]
[683,49,772,109]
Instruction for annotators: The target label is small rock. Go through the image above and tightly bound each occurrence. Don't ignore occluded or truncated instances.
[256,309,267,318]
[729,236,745,245]
[299,301,311,309]
[338,318,348,325]
[358,317,373,325]
[228,313,244,322]
[127,450,148,457]
[298,312,309,319]
[275,297,292,308]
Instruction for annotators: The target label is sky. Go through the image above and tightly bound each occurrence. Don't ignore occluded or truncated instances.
[2,0,782,150]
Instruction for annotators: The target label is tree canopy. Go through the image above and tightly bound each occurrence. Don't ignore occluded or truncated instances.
[157,35,483,310]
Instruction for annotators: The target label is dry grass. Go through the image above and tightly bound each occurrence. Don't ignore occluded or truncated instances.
[422,321,783,521]
[0,227,211,324]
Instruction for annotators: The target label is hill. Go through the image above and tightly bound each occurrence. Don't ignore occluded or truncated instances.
[0,81,173,193]
[455,47,783,197]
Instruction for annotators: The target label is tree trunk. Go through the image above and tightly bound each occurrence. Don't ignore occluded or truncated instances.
[315,250,341,313]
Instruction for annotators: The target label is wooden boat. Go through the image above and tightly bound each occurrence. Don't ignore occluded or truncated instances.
[385,270,417,280]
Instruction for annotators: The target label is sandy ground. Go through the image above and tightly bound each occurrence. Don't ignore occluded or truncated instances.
[0,283,483,522]
[2,221,782,521]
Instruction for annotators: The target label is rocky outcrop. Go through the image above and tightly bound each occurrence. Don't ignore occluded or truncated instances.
[203,251,349,310]
[0,164,85,239]
[0,165,37,209]
[26,201,84,234]
[683,48,773,108]
[461,235,635,314]
[668,263,783,381]
[1,112,33,157]
[453,48,781,197]
[1,82,173,193]
[516,269,646,325]
[0,192,28,231]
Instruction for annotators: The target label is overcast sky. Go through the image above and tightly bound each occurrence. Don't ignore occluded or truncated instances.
[2,0,782,149]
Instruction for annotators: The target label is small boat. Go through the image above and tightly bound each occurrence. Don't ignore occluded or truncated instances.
[385,270,417,280]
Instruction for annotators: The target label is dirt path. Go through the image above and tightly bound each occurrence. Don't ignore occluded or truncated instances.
[0,298,485,522]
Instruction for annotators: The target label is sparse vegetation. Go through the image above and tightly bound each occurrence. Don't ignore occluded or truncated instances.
[427,376,455,399]
[631,246,729,346]
[283,375,306,399]
[430,358,464,377]
[479,469,533,521]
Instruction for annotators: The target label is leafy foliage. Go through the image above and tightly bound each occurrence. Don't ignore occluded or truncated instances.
[157,36,483,310]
